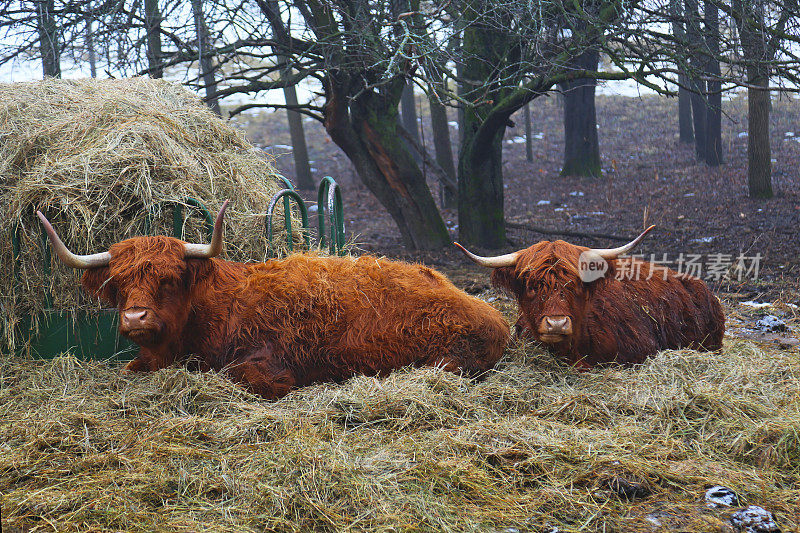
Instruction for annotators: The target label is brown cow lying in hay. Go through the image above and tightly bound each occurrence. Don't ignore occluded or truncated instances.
[455,226,724,368]
[37,202,509,399]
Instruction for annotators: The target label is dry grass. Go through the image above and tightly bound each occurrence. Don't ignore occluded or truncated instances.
[0,77,300,351]
[1,334,798,532]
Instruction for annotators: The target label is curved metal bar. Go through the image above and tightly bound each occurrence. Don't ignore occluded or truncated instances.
[272,174,295,191]
[317,176,346,255]
[266,189,310,257]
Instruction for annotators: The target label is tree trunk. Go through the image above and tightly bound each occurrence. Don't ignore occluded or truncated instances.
[458,112,506,247]
[143,0,163,78]
[524,103,533,161]
[428,95,457,208]
[36,0,60,77]
[678,77,694,143]
[703,0,722,166]
[732,0,774,198]
[283,84,315,190]
[685,0,707,160]
[85,10,96,78]
[670,0,693,143]
[456,0,513,248]
[400,82,422,163]
[746,71,772,197]
[324,78,450,249]
[560,48,601,178]
[191,0,221,115]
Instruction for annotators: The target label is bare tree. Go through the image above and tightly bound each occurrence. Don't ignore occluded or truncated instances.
[36,0,60,77]
[143,0,163,78]
[671,0,694,143]
[190,0,220,115]
[703,0,723,165]
[560,48,601,178]
[685,0,708,160]
[730,0,796,197]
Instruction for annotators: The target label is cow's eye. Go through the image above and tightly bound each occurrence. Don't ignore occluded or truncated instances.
[159,279,178,294]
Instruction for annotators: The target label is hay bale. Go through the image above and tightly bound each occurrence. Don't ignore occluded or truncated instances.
[0,77,302,350]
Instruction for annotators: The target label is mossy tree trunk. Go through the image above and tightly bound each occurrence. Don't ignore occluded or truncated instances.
[456,0,518,248]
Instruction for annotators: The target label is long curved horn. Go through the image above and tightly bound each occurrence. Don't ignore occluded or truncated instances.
[589,225,656,260]
[453,242,519,268]
[183,200,229,259]
[36,211,112,269]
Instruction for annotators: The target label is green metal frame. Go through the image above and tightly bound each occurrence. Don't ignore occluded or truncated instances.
[317,176,346,255]
[265,189,310,256]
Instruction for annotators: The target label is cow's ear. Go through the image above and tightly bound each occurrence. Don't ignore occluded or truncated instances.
[185,258,214,286]
[81,267,117,307]
[491,267,521,294]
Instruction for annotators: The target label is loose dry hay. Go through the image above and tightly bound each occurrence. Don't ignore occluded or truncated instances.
[0,77,302,350]
[0,337,798,532]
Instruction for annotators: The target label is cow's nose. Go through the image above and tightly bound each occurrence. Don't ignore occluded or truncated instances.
[122,308,149,328]
[542,315,573,335]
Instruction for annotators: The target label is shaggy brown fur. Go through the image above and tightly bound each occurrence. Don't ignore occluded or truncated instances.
[82,236,509,399]
[492,240,724,368]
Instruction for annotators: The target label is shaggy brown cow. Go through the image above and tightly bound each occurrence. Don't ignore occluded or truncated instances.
[455,226,724,368]
[37,202,508,399]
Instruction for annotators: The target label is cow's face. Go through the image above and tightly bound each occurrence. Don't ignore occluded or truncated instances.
[82,236,211,348]
[492,241,595,347]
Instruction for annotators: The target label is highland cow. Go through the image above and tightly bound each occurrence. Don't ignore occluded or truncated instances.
[38,202,509,399]
[455,226,724,368]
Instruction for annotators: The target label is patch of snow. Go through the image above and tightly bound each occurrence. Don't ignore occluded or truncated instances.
[690,236,714,243]
[569,191,585,197]
[730,506,780,533]
[554,207,565,212]
[645,515,662,527]
[447,121,459,129]
[506,136,527,144]
[537,200,551,206]
[756,315,787,332]
[705,486,741,508]
[737,131,748,138]
[785,132,795,137]
[741,301,771,308]
[587,211,606,216]
[684,192,695,197]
